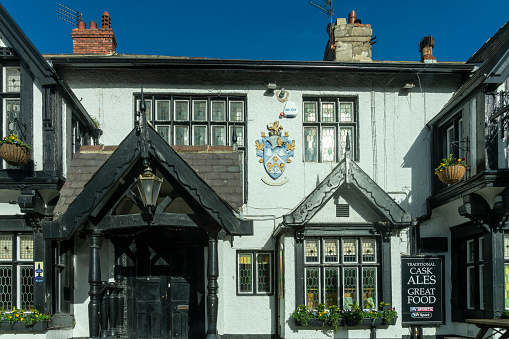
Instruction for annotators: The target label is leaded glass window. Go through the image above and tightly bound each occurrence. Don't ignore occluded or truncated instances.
[305,240,319,263]
[343,239,357,263]
[174,126,189,145]
[339,102,353,122]
[304,127,317,162]
[257,253,271,293]
[321,102,335,122]
[192,126,207,145]
[362,268,376,309]
[303,237,379,311]
[136,95,246,151]
[5,68,20,92]
[505,235,509,259]
[0,234,34,311]
[306,268,319,309]
[362,239,376,263]
[174,100,189,121]
[0,237,12,260]
[229,126,244,147]
[156,100,170,121]
[505,265,509,309]
[6,100,20,136]
[193,100,207,121]
[343,268,357,309]
[237,251,273,295]
[303,97,357,162]
[304,102,317,122]
[229,101,244,121]
[211,101,226,121]
[156,126,170,144]
[211,126,226,146]
[321,127,335,162]
[324,268,338,308]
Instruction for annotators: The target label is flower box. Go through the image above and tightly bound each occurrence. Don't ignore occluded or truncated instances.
[0,143,30,166]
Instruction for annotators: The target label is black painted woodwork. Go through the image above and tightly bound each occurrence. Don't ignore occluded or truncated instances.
[43,126,253,240]
[88,231,102,339]
[206,233,219,339]
[124,230,206,339]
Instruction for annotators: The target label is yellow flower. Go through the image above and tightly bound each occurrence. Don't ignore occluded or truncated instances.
[16,314,19,317]
[8,316,12,319]
[20,318,23,321]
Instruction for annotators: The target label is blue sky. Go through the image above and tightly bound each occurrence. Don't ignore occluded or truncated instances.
[3,0,509,62]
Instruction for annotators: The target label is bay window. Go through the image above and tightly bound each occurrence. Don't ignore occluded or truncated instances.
[304,237,379,310]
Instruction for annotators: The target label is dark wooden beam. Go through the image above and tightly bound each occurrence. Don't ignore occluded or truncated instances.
[96,213,204,230]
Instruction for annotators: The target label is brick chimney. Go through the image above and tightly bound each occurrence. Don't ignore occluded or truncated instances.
[419,35,436,63]
[325,11,374,62]
[71,12,117,54]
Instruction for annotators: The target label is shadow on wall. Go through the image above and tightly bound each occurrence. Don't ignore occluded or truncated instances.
[401,128,431,217]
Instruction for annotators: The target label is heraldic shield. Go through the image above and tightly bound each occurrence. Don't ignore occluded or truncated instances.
[256,121,295,180]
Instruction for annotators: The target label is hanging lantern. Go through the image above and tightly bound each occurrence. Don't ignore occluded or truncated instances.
[135,166,163,207]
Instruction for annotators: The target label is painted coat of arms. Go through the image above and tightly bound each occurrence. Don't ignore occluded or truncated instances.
[256,121,295,182]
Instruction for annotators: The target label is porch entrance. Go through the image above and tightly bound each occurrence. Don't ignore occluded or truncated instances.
[125,231,206,339]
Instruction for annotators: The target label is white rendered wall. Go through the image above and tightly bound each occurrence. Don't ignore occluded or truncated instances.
[32,80,43,171]
[60,69,460,338]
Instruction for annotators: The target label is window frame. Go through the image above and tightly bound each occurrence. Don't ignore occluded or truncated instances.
[0,233,34,311]
[135,94,246,150]
[236,250,274,296]
[303,237,380,310]
[302,97,358,163]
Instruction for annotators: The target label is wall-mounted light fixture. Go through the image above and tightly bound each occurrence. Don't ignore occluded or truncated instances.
[136,88,163,210]
[266,83,277,90]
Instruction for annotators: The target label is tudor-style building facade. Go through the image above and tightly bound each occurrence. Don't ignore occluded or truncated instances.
[5,4,509,339]
[0,3,96,331]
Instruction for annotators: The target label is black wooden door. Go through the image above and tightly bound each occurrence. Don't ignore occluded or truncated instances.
[128,276,170,339]
[126,237,205,339]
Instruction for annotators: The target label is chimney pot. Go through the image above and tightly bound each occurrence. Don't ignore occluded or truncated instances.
[89,21,97,29]
[348,10,357,24]
[419,35,437,63]
[78,21,86,30]
[102,12,111,29]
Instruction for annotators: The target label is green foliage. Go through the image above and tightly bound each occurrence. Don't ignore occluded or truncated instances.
[379,301,398,324]
[23,309,51,327]
[435,154,467,174]
[292,304,312,327]
[0,307,50,326]
[0,134,31,151]
[343,301,365,325]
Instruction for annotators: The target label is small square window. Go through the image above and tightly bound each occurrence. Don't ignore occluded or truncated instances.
[156,125,170,144]
[342,239,357,263]
[174,100,189,121]
[0,236,12,260]
[211,101,226,121]
[193,100,207,121]
[304,102,317,122]
[305,240,319,263]
[156,100,170,121]
[5,68,20,92]
[174,126,189,145]
[18,236,33,261]
[229,126,244,147]
[321,102,335,122]
[339,103,353,122]
[193,126,207,145]
[229,101,244,122]
[211,126,226,146]
[137,99,152,122]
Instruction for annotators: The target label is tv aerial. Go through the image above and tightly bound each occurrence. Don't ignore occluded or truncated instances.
[308,0,334,29]
[58,3,83,27]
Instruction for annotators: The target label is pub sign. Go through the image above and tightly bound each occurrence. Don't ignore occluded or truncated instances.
[401,256,444,325]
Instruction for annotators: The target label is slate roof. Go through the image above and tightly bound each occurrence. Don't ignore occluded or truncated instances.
[53,144,243,218]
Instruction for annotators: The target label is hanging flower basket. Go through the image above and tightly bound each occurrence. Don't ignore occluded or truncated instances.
[0,144,30,166]
[435,155,467,185]
[436,164,466,184]
[0,134,31,166]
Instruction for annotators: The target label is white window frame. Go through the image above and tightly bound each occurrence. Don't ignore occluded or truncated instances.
[343,266,359,309]
[467,239,474,263]
[362,267,378,310]
[361,238,377,263]
[479,264,484,310]
[155,100,170,121]
[342,238,358,264]
[304,239,320,264]
[322,239,339,264]
[466,266,475,309]
[192,100,207,121]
